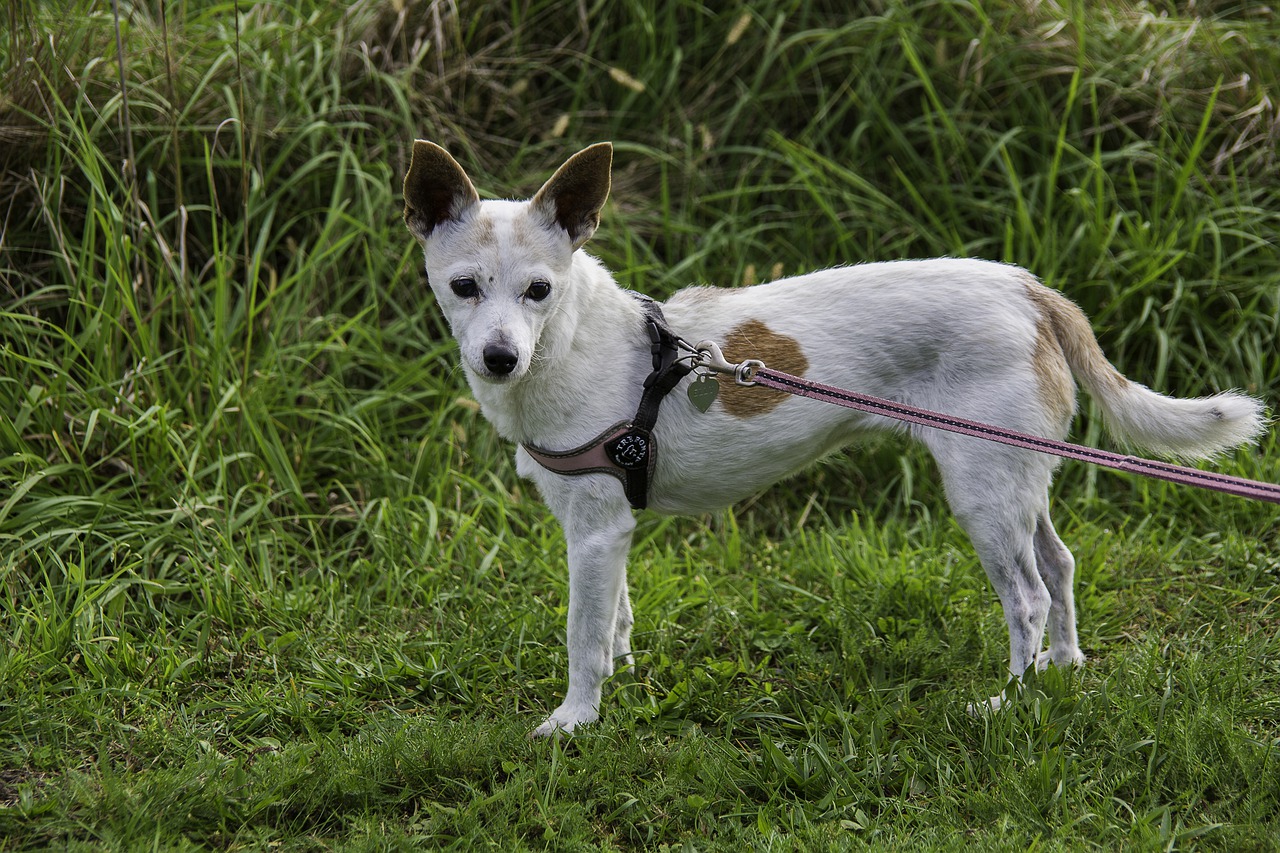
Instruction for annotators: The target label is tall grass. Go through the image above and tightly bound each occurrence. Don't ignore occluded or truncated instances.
[1,0,1278,848]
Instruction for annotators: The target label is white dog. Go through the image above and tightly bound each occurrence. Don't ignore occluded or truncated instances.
[403,141,1266,737]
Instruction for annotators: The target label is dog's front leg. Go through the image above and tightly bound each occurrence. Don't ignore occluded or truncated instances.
[533,487,635,737]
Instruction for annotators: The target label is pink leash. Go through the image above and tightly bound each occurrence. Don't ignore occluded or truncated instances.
[691,342,1280,505]
[754,368,1280,505]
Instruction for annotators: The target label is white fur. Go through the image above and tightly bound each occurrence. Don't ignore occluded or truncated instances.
[404,142,1267,736]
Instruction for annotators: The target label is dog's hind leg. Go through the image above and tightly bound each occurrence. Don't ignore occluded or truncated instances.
[926,434,1055,707]
[1033,510,1085,670]
[964,512,1049,684]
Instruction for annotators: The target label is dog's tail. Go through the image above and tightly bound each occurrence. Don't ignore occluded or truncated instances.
[1039,287,1267,459]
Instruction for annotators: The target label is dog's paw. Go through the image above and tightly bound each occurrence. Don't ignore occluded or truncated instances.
[1056,648,1087,669]
[966,694,1007,716]
[531,705,598,739]
[966,679,1026,716]
[1035,648,1086,672]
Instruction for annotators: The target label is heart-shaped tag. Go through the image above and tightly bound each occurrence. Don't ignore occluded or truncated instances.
[687,375,719,413]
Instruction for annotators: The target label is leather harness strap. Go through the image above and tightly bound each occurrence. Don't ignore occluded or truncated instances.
[521,296,692,510]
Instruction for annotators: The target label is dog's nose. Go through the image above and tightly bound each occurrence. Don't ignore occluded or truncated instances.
[483,345,519,376]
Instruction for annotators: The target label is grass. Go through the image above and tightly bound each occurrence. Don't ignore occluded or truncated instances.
[1,0,1278,848]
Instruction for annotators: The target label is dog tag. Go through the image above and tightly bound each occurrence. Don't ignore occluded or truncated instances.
[687,375,719,413]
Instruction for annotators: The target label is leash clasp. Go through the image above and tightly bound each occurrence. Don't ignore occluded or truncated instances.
[692,340,762,386]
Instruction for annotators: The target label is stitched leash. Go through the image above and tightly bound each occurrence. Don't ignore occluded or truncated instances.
[692,341,1280,506]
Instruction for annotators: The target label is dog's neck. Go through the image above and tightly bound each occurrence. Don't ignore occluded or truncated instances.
[467,254,652,449]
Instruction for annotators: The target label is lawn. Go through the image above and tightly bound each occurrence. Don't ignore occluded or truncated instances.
[1,0,1278,849]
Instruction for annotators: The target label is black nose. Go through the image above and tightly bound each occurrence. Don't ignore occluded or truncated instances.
[483,345,519,376]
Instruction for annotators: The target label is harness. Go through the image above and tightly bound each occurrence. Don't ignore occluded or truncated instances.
[521,295,692,510]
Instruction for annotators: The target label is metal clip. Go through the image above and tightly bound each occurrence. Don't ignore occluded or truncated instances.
[693,340,762,386]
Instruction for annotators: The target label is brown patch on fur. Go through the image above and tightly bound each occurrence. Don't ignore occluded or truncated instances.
[668,285,726,306]
[473,216,495,244]
[1030,307,1077,431]
[1023,280,1126,428]
[718,320,809,417]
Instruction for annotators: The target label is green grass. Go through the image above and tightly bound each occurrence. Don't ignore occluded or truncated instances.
[2,0,1279,848]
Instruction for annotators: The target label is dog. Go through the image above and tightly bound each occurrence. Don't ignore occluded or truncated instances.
[402,140,1266,737]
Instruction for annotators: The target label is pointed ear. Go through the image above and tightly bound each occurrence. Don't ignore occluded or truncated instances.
[403,140,480,241]
[530,142,613,249]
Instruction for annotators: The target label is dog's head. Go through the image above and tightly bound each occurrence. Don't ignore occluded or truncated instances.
[403,141,612,384]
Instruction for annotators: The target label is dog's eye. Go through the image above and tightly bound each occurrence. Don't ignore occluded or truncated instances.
[450,277,479,299]
[526,280,551,301]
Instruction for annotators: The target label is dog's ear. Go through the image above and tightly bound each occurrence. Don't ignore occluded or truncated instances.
[530,143,613,250]
[403,140,480,241]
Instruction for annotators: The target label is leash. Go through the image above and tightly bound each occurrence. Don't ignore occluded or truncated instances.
[691,340,1280,506]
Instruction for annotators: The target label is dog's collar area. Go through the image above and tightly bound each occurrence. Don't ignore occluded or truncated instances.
[522,296,693,509]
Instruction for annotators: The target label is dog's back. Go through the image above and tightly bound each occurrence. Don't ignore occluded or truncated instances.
[650,259,1264,514]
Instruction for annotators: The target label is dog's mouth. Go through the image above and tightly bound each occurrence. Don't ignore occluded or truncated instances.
[474,368,520,384]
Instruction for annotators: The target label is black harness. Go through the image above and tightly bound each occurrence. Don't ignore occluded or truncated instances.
[521,296,693,510]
